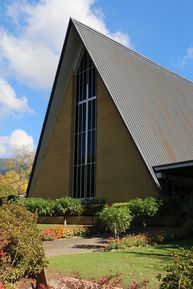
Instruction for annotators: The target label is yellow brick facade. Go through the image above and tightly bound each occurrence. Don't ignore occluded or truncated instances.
[30,73,159,201]
[31,77,74,198]
[96,75,159,202]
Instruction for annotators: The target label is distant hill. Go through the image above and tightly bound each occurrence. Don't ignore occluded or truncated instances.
[0,158,10,174]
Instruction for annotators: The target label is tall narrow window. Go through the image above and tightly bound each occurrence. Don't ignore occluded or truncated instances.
[73,50,96,199]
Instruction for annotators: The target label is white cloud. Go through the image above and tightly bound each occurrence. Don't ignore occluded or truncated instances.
[0,33,58,89]
[0,129,35,156]
[108,31,131,47]
[0,0,132,90]
[181,47,193,68]
[0,78,32,118]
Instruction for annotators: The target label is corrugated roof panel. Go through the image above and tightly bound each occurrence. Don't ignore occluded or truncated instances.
[73,19,193,181]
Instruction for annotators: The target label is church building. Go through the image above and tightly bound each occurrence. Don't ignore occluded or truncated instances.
[27,19,193,202]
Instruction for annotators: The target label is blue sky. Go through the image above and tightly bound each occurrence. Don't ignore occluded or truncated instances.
[0,0,193,157]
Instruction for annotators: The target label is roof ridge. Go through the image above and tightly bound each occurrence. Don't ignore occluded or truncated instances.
[72,18,132,52]
[72,18,193,86]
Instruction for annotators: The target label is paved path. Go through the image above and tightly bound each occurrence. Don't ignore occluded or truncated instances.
[43,227,169,257]
[43,237,107,257]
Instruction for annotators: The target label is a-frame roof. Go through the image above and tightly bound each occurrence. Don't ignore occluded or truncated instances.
[27,18,193,195]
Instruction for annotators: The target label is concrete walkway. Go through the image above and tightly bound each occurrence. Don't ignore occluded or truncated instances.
[43,236,107,257]
[43,227,169,257]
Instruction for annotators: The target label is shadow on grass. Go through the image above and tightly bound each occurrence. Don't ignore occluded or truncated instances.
[155,239,193,250]
[118,250,171,260]
[114,238,193,260]
[73,244,105,249]
[174,238,193,248]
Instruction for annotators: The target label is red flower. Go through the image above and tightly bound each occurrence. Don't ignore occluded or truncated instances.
[38,283,47,289]
[130,282,138,289]
[0,250,6,259]
[0,283,5,289]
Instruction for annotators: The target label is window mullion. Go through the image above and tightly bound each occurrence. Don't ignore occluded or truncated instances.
[85,84,89,165]
[73,50,96,199]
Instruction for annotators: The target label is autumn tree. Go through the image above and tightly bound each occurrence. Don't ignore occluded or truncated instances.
[0,146,35,198]
[0,174,16,198]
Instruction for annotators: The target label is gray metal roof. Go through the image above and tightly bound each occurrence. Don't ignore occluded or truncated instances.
[73,19,193,183]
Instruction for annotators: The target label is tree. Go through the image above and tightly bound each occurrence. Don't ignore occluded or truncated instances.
[0,147,35,198]
[98,206,133,238]
[0,172,19,198]
[8,146,34,173]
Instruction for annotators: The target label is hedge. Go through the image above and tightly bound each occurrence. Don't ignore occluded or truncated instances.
[0,195,183,224]
[14,197,107,217]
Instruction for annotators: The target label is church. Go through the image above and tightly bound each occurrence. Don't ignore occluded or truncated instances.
[27,19,193,202]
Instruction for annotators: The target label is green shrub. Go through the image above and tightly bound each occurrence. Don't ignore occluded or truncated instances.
[0,203,46,285]
[158,247,193,289]
[22,197,54,216]
[53,197,83,216]
[127,197,160,226]
[82,199,107,216]
[0,194,19,206]
[22,197,83,217]
[98,206,132,238]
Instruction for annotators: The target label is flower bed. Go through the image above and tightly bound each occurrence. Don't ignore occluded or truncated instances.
[41,225,88,241]
[6,271,150,289]
[106,229,183,250]
[106,234,149,250]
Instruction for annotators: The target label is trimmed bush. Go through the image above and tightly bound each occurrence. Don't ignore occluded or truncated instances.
[113,197,161,226]
[21,197,54,216]
[158,247,193,289]
[82,199,107,216]
[98,206,132,238]
[0,203,46,285]
[127,197,160,226]
[53,197,83,216]
[21,197,83,217]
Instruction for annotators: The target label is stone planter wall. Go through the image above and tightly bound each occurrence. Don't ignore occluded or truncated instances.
[38,216,97,225]
[38,215,181,227]
[38,216,65,224]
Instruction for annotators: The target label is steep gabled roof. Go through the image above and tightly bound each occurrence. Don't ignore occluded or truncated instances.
[27,18,193,195]
[73,19,193,180]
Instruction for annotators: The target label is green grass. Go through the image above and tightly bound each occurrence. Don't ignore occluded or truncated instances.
[47,243,180,288]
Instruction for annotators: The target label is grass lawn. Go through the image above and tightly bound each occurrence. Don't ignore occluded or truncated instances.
[47,239,193,288]
[47,242,183,289]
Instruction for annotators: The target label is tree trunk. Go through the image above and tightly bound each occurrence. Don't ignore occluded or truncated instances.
[36,268,48,289]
